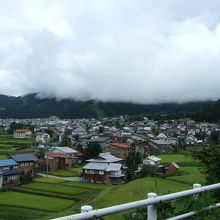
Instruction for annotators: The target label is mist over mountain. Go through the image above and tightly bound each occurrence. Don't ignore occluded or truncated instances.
[0,93,216,120]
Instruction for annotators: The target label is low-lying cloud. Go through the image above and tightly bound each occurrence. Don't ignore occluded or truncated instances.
[1,0,220,104]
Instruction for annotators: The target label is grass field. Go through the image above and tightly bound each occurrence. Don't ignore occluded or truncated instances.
[159,153,199,165]
[62,181,108,190]
[0,154,8,159]
[48,169,79,177]
[48,166,83,177]
[21,182,90,196]
[91,177,190,220]
[0,206,49,220]
[0,191,75,212]
[34,177,65,184]
[167,166,206,185]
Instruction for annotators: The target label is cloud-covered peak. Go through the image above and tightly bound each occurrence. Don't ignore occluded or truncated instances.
[0,0,220,104]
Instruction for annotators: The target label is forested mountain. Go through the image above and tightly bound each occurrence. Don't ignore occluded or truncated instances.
[0,93,217,120]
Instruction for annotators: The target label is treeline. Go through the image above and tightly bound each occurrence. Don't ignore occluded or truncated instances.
[0,93,217,120]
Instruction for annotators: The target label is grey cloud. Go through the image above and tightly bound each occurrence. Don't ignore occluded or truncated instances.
[0,0,220,103]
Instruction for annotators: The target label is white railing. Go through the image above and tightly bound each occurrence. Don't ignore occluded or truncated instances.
[53,183,220,220]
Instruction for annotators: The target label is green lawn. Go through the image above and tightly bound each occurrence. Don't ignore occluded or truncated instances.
[21,182,90,196]
[159,153,199,165]
[167,166,206,185]
[34,177,65,184]
[0,191,75,212]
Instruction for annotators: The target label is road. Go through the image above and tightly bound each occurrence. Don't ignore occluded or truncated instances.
[37,173,83,182]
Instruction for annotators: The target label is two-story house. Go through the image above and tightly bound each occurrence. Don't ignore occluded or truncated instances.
[83,152,125,184]
[0,159,23,189]
[9,152,38,177]
[13,129,32,139]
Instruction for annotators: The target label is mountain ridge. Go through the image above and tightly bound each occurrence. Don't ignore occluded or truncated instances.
[0,93,217,120]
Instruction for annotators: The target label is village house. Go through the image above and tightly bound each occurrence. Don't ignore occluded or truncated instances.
[90,136,111,150]
[165,162,180,176]
[72,127,87,137]
[107,142,132,160]
[83,152,125,184]
[0,159,23,189]
[50,146,81,165]
[36,132,50,143]
[143,155,161,166]
[9,152,38,177]
[13,129,32,139]
[149,139,173,154]
[45,152,72,170]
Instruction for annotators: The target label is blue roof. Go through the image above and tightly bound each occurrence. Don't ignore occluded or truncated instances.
[0,159,18,167]
[3,170,23,176]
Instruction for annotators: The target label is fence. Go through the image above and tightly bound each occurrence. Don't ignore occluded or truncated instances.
[53,183,220,220]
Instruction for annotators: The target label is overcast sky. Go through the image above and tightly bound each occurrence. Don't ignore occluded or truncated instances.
[0,0,220,103]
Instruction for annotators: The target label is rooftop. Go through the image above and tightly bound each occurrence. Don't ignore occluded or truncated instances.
[9,152,38,162]
[0,159,18,167]
[110,143,131,149]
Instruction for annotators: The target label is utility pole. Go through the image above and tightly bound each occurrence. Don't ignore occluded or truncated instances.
[45,145,50,177]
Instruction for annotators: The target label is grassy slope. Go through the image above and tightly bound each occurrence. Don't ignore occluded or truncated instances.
[159,153,199,165]
[21,182,90,196]
[48,170,78,177]
[91,177,190,220]
[0,191,75,211]
[0,206,49,220]
[62,181,108,190]
[167,166,206,185]
[34,177,65,184]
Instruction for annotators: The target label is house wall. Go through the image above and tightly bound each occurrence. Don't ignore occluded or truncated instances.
[83,172,105,184]
[3,174,21,187]
[166,165,179,176]
[83,171,124,185]
[18,161,38,177]
[109,147,130,159]
[0,175,2,189]
[48,158,66,170]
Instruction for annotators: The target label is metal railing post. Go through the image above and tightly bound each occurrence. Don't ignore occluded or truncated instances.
[148,192,157,220]
[193,183,202,199]
[81,205,93,213]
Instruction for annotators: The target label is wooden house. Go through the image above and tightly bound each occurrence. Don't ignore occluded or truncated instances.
[0,159,23,189]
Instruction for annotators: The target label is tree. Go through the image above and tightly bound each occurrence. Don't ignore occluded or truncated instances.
[125,151,142,180]
[7,122,25,134]
[192,145,220,185]
[61,128,71,146]
[98,126,104,133]
[140,164,160,178]
[85,141,102,160]
[209,131,220,144]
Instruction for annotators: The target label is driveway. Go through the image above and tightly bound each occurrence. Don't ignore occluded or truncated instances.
[37,173,83,182]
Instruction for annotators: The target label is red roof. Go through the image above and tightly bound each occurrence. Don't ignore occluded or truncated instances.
[110,143,131,149]
[14,129,31,133]
[47,152,70,159]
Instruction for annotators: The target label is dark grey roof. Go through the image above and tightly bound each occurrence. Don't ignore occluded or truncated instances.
[92,136,111,142]
[9,153,38,162]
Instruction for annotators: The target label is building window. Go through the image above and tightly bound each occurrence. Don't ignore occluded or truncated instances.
[85,170,94,174]
[99,171,104,175]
